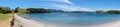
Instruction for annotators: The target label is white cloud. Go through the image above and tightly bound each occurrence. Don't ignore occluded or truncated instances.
[50,5,91,11]
[56,0,73,5]
[32,0,92,11]
[37,0,73,5]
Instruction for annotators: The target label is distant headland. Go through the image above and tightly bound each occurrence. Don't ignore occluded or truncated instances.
[0,6,120,14]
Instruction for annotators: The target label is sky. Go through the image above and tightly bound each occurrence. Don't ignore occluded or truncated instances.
[0,0,120,11]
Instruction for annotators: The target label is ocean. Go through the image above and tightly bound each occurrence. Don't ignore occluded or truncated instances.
[20,13,120,26]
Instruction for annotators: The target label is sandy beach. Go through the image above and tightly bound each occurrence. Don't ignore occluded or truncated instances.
[13,14,120,27]
[13,14,60,27]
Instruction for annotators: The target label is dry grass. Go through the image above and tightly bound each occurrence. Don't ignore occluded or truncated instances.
[0,14,13,27]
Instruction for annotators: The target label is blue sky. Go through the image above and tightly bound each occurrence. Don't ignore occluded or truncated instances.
[0,0,120,11]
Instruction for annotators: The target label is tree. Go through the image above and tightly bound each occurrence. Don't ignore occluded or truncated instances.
[96,10,120,14]
[107,10,120,14]
[0,6,12,14]
[14,7,19,13]
[16,8,28,14]
[26,8,51,13]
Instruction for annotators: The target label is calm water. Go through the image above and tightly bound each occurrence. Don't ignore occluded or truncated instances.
[21,13,120,26]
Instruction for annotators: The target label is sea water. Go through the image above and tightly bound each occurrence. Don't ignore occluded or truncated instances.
[21,13,120,26]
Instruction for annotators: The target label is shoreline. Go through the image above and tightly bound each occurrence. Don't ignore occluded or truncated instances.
[13,14,120,27]
[13,14,44,27]
[13,14,61,27]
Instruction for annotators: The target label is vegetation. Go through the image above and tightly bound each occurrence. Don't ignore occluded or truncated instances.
[14,7,28,14]
[0,6,14,27]
[0,6,12,14]
[1,6,120,14]
[0,14,10,20]
[0,14,13,27]
[26,8,51,13]
[0,6,66,14]
[14,7,19,13]
[96,10,120,14]
[107,10,120,14]
[0,6,65,14]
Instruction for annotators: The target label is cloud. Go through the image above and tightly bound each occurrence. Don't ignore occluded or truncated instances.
[56,0,73,5]
[32,0,91,11]
[50,5,91,11]
[35,0,73,5]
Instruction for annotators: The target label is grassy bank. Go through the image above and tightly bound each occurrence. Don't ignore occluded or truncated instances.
[0,14,14,27]
[0,14,11,20]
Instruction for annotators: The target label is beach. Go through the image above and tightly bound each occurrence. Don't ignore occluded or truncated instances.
[13,14,120,27]
[13,14,61,27]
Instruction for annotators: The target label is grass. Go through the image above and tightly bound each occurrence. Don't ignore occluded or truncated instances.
[0,14,11,20]
[0,14,14,21]
[0,14,13,27]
